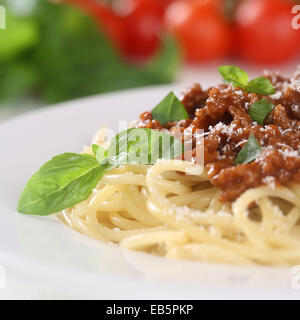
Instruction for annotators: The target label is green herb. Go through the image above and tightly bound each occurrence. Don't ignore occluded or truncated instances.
[0,12,39,60]
[0,61,38,101]
[218,66,248,88]
[105,128,184,167]
[18,129,184,216]
[249,99,274,125]
[218,66,275,95]
[96,147,108,166]
[245,77,275,95]
[146,35,181,83]
[0,2,180,103]
[235,134,262,165]
[92,144,108,166]
[17,153,104,215]
[92,144,100,156]
[151,92,189,125]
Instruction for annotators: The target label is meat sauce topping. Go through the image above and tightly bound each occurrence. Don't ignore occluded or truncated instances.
[136,69,300,202]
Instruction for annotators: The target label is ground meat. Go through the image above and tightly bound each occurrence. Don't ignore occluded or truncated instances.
[291,104,300,120]
[138,111,163,129]
[137,69,300,202]
[181,84,209,118]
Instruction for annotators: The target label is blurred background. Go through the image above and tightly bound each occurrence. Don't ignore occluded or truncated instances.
[0,0,300,121]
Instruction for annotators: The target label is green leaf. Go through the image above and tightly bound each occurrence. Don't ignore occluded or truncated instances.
[245,77,275,95]
[17,128,184,216]
[152,92,189,125]
[32,2,180,103]
[18,153,103,215]
[92,144,99,155]
[0,12,39,60]
[95,146,108,166]
[105,128,184,167]
[0,60,38,101]
[218,66,248,87]
[146,35,181,83]
[0,2,180,104]
[93,144,108,165]
[218,66,275,96]
[249,99,274,125]
[235,134,262,165]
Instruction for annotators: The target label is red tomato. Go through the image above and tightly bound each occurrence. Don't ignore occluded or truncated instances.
[164,0,232,62]
[118,0,169,58]
[235,0,300,65]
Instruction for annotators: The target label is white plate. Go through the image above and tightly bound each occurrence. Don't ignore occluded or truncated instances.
[0,84,299,300]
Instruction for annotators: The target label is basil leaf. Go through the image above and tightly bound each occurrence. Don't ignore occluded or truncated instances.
[106,128,184,167]
[218,66,275,96]
[93,144,108,166]
[92,144,99,155]
[218,66,248,87]
[249,99,274,125]
[128,128,184,164]
[245,77,275,95]
[96,149,108,166]
[151,91,188,125]
[235,134,262,165]
[18,129,184,216]
[18,153,103,215]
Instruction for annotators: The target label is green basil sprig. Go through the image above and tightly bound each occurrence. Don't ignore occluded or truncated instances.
[218,65,249,88]
[235,134,262,165]
[104,128,184,168]
[92,144,108,165]
[18,129,184,216]
[249,99,274,125]
[219,66,275,95]
[151,91,189,125]
[245,77,275,95]
[18,153,104,215]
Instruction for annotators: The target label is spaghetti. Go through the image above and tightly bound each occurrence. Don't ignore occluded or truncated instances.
[60,134,300,266]
[19,66,300,266]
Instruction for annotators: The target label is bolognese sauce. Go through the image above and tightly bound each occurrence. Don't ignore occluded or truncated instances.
[137,69,300,202]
